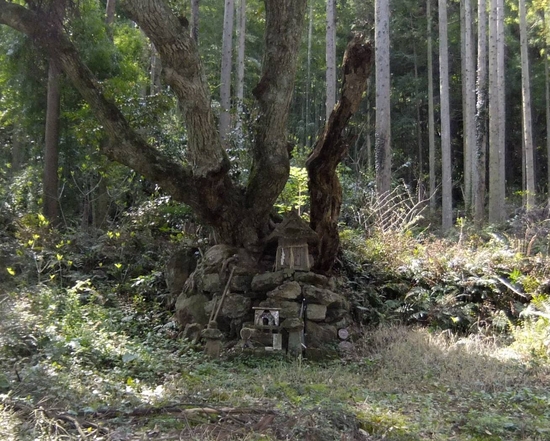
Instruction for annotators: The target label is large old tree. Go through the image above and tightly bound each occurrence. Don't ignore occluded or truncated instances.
[0,0,371,273]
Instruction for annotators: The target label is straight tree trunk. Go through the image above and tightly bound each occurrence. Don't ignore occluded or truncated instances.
[545,11,550,207]
[488,0,504,222]
[190,0,199,43]
[235,0,246,144]
[219,0,235,144]
[439,0,453,231]
[43,2,65,225]
[326,0,336,120]
[519,0,535,210]
[413,41,422,180]
[489,0,506,221]
[105,0,116,36]
[474,0,488,225]
[375,0,391,196]
[497,0,506,216]
[43,60,61,225]
[461,0,476,213]
[427,0,436,215]
[366,77,373,173]
[307,35,372,273]
[95,0,118,228]
[305,1,313,148]
[11,125,23,172]
[460,0,468,206]
[547,47,550,206]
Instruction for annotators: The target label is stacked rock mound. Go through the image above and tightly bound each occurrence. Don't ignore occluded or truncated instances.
[174,245,352,351]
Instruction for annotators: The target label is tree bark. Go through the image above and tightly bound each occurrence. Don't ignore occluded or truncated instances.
[461,0,476,213]
[43,2,64,226]
[326,0,336,121]
[488,0,498,221]
[219,0,235,144]
[519,0,535,210]
[10,125,23,173]
[366,78,373,173]
[235,0,246,144]
[375,0,391,196]
[306,35,373,273]
[474,0,488,225]
[100,0,116,227]
[305,1,314,148]
[120,0,229,180]
[547,47,550,206]
[497,0,506,216]
[427,0,436,216]
[190,0,199,43]
[105,0,116,37]
[246,0,308,236]
[488,0,505,222]
[412,41,422,180]
[0,0,307,251]
[439,0,452,231]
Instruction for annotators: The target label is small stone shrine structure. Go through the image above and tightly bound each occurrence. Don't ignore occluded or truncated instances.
[252,307,282,350]
[174,213,353,357]
[282,317,305,357]
[201,321,223,358]
[267,210,318,272]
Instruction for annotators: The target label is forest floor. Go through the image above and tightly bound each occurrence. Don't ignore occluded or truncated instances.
[1,284,549,441]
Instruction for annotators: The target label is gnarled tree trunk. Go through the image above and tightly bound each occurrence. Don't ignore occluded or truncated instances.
[307,35,373,273]
[0,0,307,252]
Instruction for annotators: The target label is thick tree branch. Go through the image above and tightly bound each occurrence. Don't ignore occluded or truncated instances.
[120,0,229,179]
[306,34,372,273]
[0,0,315,250]
[245,0,308,231]
[0,0,233,221]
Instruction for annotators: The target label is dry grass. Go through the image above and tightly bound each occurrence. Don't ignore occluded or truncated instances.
[0,406,22,441]
[2,286,550,440]
[359,324,541,394]
[352,324,550,440]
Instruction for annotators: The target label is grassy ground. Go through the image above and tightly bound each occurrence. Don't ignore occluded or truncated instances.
[1,284,549,440]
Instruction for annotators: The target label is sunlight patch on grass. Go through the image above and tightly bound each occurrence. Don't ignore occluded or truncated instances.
[357,402,419,440]
[358,325,543,394]
[0,406,22,441]
[2,282,550,440]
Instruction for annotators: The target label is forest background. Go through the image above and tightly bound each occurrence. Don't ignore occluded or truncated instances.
[1,0,550,440]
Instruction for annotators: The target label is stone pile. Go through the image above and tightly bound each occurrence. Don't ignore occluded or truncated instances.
[174,245,352,351]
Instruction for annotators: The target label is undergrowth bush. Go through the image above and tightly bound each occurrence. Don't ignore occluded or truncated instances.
[340,188,550,338]
[4,153,550,439]
[511,295,550,359]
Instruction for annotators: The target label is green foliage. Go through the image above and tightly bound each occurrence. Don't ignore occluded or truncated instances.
[512,295,550,359]
[69,0,121,79]
[275,166,309,215]
[2,229,550,440]
[339,208,550,336]
[357,406,418,441]
[2,1,550,437]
